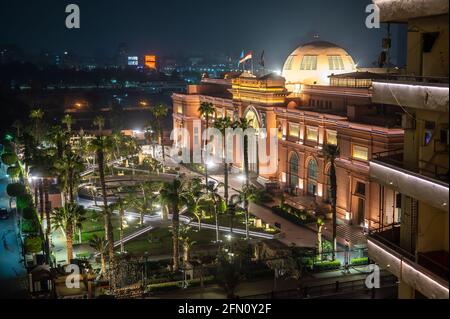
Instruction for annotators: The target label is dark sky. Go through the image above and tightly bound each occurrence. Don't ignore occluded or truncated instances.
[0,0,407,69]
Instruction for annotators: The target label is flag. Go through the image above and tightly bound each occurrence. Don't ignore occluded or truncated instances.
[259,50,265,68]
[238,50,244,67]
[239,51,253,65]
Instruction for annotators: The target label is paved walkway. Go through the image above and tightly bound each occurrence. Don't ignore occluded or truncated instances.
[0,163,28,298]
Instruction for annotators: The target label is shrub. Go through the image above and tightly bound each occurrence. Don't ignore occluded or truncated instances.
[17,194,33,210]
[6,183,26,197]
[7,166,21,179]
[22,207,36,220]
[22,219,39,234]
[24,236,43,254]
[351,257,369,266]
[272,205,316,227]
[1,152,18,166]
[313,260,341,272]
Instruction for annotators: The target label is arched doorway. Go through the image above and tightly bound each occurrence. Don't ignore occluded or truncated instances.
[244,107,261,174]
[289,152,299,190]
[307,159,318,196]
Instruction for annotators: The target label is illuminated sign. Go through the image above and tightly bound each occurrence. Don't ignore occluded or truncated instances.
[128,56,139,66]
[144,55,157,69]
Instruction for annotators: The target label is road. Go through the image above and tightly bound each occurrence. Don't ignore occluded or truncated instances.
[0,163,28,298]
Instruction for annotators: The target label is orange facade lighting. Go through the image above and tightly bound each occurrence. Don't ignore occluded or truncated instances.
[144,55,157,70]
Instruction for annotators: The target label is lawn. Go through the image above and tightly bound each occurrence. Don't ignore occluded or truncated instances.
[122,227,231,257]
[185,210,280,235]
[80,210,144,243]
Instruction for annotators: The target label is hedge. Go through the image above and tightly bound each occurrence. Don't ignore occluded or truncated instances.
[1,152,18,166]
[6,183,26,197]
[272,205,316,227]
[351,257,369,266]
[24,236,43,254]
[17,194,33,210]
[313,260,341,272]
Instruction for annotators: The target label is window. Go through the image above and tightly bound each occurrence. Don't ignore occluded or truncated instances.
[289,123,300,138]
[307,159,318,196]
[326,130,337,145]
[226,110,234,118]
[300,55,318,70]
[352,145,369,161]
[306,126,318,142]
[328,55,345,70]
[284,55,296,70]
[289,153,299,188]
[176,104,183,114]
[355,182,366,196]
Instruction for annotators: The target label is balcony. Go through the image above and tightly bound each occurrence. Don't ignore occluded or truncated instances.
[368,225,449,299]
[370,149,449,211]
[372,76,449,113]
[372,0,449,22]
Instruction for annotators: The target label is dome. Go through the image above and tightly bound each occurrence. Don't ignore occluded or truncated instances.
[281,41,356,86]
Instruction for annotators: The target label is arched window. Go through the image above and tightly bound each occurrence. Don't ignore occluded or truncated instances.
[307,159,318,196]
[289,153,299,189]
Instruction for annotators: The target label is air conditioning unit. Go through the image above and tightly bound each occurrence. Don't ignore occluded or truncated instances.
[402,114,416,130]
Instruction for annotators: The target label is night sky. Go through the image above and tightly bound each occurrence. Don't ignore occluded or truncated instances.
[0,0,407,69]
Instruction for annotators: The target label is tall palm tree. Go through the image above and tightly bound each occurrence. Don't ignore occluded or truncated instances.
[89,136,115,278]
[159,178,188,272]
[47,126,69,161]
[207,181,226,242]
[238,184,260,240]
[51,203,86,263]
[110,198,129,254]
[179,224,197,265]
[54,149,85,203]
[132,182,161,226]
[93,115,105,132]
[29,108,44,143]
[214,116,232,205]
[233,117,253,187]
[198,102,215,191]
[185,178,207,230]
[62,114,74,133]
[89,235,107,278]
[324,144,340,260]
[151,103,168,163]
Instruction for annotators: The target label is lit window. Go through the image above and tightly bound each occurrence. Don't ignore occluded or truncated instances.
[326,130,337,145]
[289,123,300,138]
[177,105,183,114]
[328,56,345,70]
[300,56,318,70]
[352,145,369,161]
[226,110,234,118]
[284,55,296,70]
[306,126,318,142]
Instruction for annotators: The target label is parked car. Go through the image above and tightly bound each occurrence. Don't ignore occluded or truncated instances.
[0,208,9,220]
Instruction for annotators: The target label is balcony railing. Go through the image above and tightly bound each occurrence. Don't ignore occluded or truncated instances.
[372,149,449,184]
[369,225,449,281]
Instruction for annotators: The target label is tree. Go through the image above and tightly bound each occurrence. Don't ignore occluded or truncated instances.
[6,166,20,181]
[89,136,115,280]
[62,114,74,133]
[1,152,18,166]
[316,217,325,261]
[216,251,242,299]
[29,109,44,142]
[198,102,215,191]
[132,182,161,226]
[324,144,340,261]
[93,115,105,132]
[89,235,108,278]
[214,117,233,204]
[206,181,226,242]
[151,103,168,163]
[159,178,189,272]
[54,149,85,203]
[6,183,26,198]
[179,224,197,265]
[51,203,86,263]
[184,178,207,231]
[233,117,253,187]
[110,198,130,254]
[238,185,260,240]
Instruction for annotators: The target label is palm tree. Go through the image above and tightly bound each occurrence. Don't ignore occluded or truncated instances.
[216,251,242,299]
[54,149,85,203]
[151,103,168,163]
[159,178,188,272]
[89,136,115,277]
[51,203,86,263]
[29,108,44,142]
[316,217,325,261]
[233,117,253,187]
[238,185,260,240]
[179,225,197,265]
[132,182,160,226]
[324,144,340,260]
[93,115,105,132]
[62,114,74,133]
[185,178,207,230]
[198,102,215,191]
[110,198,129,254]
[89,235,107,278]
[207,181,226,242]
[214,116,233,204]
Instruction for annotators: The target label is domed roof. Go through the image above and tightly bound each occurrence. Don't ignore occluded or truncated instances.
[281,41,356,86]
